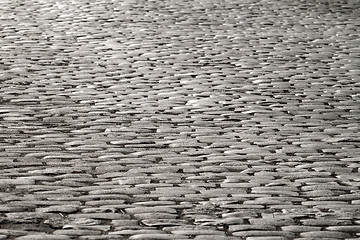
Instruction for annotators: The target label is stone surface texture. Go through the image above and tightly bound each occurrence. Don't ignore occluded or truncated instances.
[0,0,360,239]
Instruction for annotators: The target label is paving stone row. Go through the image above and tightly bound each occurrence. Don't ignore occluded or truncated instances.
[0,0,360,239]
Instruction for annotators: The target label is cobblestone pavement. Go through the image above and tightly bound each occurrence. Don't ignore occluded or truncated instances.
[0,0,360,239]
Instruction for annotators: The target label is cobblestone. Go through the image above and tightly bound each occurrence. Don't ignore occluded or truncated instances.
[15,235,71,240]
[299,231,351,238]
[1,0,360,239]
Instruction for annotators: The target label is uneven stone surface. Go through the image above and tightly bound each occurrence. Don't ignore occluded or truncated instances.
[0,0,359,239]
